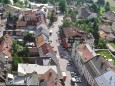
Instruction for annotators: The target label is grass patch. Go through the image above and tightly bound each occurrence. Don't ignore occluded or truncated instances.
[110,7,115,11]
[96,50,115,65]
[108,43,115,49]
[96,50,113,59]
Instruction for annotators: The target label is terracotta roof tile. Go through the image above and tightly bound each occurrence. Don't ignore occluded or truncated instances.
[77,44,95,62]
[36,34,45,48]
[64,26,80,38]
[40,43,55,56]
[0,34,13,58]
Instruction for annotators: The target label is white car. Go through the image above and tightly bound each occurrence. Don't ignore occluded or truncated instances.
[49,30,52,35]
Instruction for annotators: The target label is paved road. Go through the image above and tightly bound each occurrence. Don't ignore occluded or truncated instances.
[49,14,88,86]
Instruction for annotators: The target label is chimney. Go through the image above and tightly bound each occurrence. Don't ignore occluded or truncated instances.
[100,61,105,69]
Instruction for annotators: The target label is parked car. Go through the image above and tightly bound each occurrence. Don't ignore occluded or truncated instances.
[49,30,52,35]
[71,78,76,85]
[70,72,75,77]
[75,77,82,83]
[67,63,70,66]
[60,53,64,57]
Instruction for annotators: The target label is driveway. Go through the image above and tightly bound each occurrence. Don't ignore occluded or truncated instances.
[49,14,88,86]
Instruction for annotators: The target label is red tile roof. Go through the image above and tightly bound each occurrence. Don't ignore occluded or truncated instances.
[64,26,81,38]
[77,44,94,62]
[40,43,55,56]
[17,21,27,27]
[0,34,13,58]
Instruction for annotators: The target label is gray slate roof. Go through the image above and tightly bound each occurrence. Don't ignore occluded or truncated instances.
[35,24,49,38]
[85,55,112,78]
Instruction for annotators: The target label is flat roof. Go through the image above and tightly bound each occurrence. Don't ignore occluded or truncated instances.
[18,64,57,75]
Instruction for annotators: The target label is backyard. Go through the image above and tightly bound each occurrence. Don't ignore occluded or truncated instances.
[93,0,115,11]
[96,50,115,65]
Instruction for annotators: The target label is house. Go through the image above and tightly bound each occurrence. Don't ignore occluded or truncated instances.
[99,24,115,41]
[72,42,113,86]
[95,70,115,86]
[3,29,24,38]
[77,8,97,20]
[0,34,13,84]
[0,8,6,19]
[112,22,115,34]
[0,34,13,59]
[11,11,22,20]
[106,11,115,21]
[6,63,62,86]
[72,43,96,75]
[62,26,94,51]
[6,19,17,29]
[36,7,48,17]
[6,72,40,85]
[38,43,55,57]
[0,3,3,9]
[35,24,49,38]
[27,43,39,56]
[16,21,27,28]
[28,2,54,10]
[7,68,62,86]
[22,11,46,25]
[84,55,113,86]
[35,34,55,56]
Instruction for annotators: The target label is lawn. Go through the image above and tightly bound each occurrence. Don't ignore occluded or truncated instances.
[108,43,115,49]
[96,50,115,65]
[96,50,113,59]
[110,7,115,11]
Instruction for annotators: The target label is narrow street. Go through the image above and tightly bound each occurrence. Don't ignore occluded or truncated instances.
[49,14,88,86]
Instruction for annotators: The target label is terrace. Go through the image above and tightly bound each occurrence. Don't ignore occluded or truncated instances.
[96,50,115,65]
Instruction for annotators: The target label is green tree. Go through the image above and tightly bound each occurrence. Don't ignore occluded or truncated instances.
[2,0,10,4]
[24,0,28,7]
[35,0,48,3]
[24,33,35,42]
[91,3,98,12]
[59,0,67,13]
[29,0,35,2]
[13,0,19,3]
[12,54,23,69]
[49,0,55,5]
[98,38,107,48]
[49,10,56,25]
[62,19,75,27]
[106,2,110,6]
[92,21,99,45]
[18,45,29,57]
[68,9,76,22]
[14,1,24,8]
[105,5,110,12]
[97,0,105,5]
